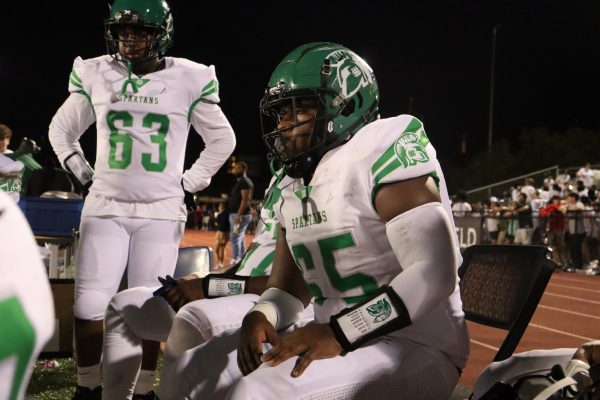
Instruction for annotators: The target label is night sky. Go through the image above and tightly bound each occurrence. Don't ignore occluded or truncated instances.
[2,1,599,195]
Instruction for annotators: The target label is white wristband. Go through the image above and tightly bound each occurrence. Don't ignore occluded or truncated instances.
[253,287,305,329]
[247,302,278,327]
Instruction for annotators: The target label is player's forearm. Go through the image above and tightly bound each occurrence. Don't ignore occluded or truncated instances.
[246,276,269,296]
[386,203,457,322]
[48,93,95,166]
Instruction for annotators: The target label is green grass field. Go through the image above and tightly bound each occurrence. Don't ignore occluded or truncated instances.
[27,356,163,399]
[27,358,77,399]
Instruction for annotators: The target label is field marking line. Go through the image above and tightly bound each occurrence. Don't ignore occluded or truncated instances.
[528,323,594,341]
[537,304,600,321]
[543,292,600,305]
[470,339,499,351]
[547,282,600,294]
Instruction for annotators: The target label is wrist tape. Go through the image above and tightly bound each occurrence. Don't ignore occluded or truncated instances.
[329,286,411,352]
[202,274,250,298]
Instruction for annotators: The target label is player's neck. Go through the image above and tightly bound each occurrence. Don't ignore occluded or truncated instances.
[131,58,165,76]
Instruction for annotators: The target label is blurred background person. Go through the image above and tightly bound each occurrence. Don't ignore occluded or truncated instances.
[0,123,14,154]
[452,189,472,217]
[214,202,230,269]
[227,161,253,265]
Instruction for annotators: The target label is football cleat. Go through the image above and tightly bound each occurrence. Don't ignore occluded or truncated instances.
[133,390,158,399]
[72,385,102,400]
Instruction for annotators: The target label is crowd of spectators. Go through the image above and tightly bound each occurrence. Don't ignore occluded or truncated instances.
[186,200,259,234]
[452,163,600,272]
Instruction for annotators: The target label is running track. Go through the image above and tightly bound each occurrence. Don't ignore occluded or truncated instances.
[181,229,600,388]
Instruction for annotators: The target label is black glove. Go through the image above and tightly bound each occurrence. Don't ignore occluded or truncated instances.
[17,137,41,155]
[181,181,197,212]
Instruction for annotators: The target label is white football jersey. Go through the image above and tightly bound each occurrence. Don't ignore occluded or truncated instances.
[0,192,54,399]
[274,115,468,366]
[49,55,235,220]
[235,174,281,276]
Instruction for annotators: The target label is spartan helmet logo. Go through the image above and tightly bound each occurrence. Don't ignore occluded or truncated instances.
[327,50,373,100]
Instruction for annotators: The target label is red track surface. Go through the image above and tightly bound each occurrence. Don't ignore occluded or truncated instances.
[181,229,600,388]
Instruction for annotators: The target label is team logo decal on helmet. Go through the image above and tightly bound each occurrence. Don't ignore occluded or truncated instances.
[367,298,392,323]
[327,50,375,102]
[394,133,430,168]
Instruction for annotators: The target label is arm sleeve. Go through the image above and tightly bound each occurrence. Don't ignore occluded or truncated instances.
[386,202,458,322]
[48,57,96,167]
[184,99,236,193]
[48,94,95,166]
[183,65,236,193]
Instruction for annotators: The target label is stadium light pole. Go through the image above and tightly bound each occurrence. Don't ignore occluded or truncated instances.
[487,24,501,152]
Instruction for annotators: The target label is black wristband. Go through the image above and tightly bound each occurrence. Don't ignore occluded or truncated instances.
[329,285,411,352]
[202,274,251,299]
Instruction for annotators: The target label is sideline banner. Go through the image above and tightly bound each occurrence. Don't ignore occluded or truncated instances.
[454,215,482,249]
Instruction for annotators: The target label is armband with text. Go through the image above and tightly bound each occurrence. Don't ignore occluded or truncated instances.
[64,152,94,188]
[329,286,411,352]
[202,274,250,298]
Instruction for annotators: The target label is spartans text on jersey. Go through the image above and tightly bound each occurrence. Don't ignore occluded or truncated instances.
[291,211,327,230]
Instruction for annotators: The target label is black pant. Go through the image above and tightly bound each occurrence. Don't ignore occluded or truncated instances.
[568,233,585,268]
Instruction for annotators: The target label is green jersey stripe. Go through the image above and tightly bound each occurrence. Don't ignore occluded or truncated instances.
[249,250,275,277]
[373,158,401,185]
[201,79,218,98]
[370,117,423,175]
[69,78,83,89]
[370,144,395,175]
[237,245,259,274]
[70,70,82,84]
[187,80,220,121]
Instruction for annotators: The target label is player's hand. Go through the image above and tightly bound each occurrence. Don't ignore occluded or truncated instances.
[163,278,205,312]
[261,322,342,378]
[237,311,280,376]
[181,181,197,212]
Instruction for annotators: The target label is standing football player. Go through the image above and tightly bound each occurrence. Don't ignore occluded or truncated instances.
[162,42,469,400]
[48,0,235,398]
[0,189,55,400]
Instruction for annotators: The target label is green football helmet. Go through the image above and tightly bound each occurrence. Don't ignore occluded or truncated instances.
[260,42,379,178]
[105,0,174,62]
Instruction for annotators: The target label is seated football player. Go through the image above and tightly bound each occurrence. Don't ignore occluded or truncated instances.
[102,173,314,400]
[158,42,468,400]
